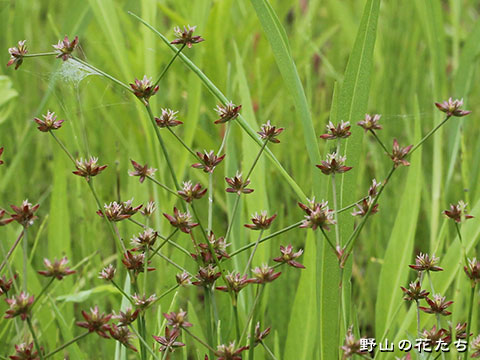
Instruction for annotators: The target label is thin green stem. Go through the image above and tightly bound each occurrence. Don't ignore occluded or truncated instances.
[233,302,241,342]
[71,56,132,93]
[208,173,213,232]
[145,104,181,190]
[32,278,55,309]
[201,288,216,359]
[146,175,181,198]
[240,285,264,344]
[342,166,396,260]
[243,230,264,275]
[49,131,75,164]
[229,221,302,258]
[261,341,279,360]
[464,284,476,360]
[111,280,134,304]
[245,140,268,181]
[369,129,390,155]
[0,230,24,273]
[149,229,179,260]
[44,332,90,358]
[26,317,44,360]
[183,327,217,354]
[23,227,28,291]
[455,222,469,265]
[331,174,340,246]
[410,115,451,155]
[217,122,232,156]
[154,44,186,86]
[156,252,192,276]
[224,195,241,244]
[87,180,124,253]
[155,284,179,303]
[166,127,197,158]
[247,285,265,360]
[129,325,160,360]
[24,52,57,58]
[320,227,337,254]
[416,300,421,338]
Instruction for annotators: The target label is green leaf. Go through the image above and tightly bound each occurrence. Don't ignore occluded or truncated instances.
[375,98,422,339]
[128,11,307,202]
[56,285,117,303]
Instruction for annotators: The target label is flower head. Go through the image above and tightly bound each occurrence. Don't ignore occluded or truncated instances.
[273,245,305,269]
[9,342,40,360]
[216,272,251,294]
[4,292,34,321]
[10,200,39,228]
[129,160,157,183]
[37,257,75,280]
[153,327,185,353]
[0,147,4,165]
[257,121,284,143]
[244,211,276,230]
[7,40,28,70]
[215,342,248,360]
[0,208,14,226]
[109,324,137,352]
[131,228,158,252]
[163,309,193,329]
[0,275,16,296]
[129,75,159,102]
[421,325,448,348]
[250,264,281,284]
[471,334,480,358]
[193,232,230,264]
[178,181,207,203]
[390,139,413,168]
[254,322,271,344]
[225,172,254,195]
[132,293,158,311]
[52,36,78,61]
[214,102,242,124]
[155,109,183,128]
[76,306,112,338]
[368,179,380,198]
[96,200,142,222]
[435,98,471,117]
[409,253,443,272]
[320,121,351,140]
[176,271,192,287]
[113,307,140,326]
[464,258,480,284]
[141,201,156,217]
[121,251,154,276]
[400,281,429,302]
[298,199,335,231]
[33,111,64,132]
[357,114,382,132]
[419,294,453,316]
[73,157,107,180]
[171,25,205,48]
[98,264,116,281]
[351,198,379,217]
[192,150,226,173]
[341,326,367,359]
[316,152,352,175]
[443,322,468,344]
[163,207,198,234]
[443,201,474,223]
[192,264,221,287]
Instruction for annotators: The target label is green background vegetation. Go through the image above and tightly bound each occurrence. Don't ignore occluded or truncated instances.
[1,0,480,359]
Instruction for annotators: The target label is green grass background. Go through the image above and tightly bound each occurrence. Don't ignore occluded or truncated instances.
[1,0,480,359]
